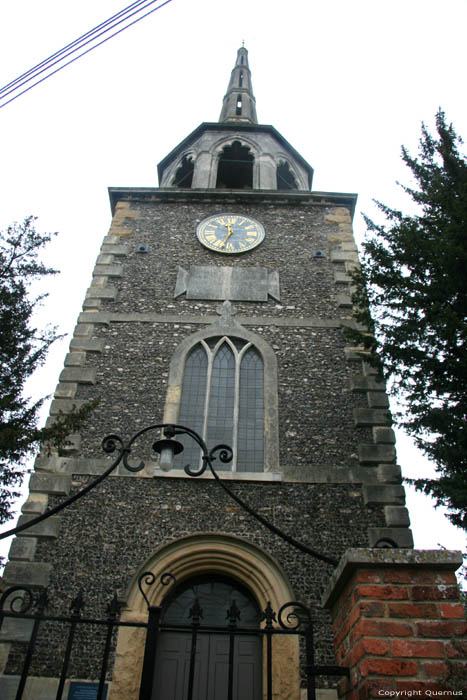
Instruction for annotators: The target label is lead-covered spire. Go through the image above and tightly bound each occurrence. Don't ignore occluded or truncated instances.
[219,46,258,124]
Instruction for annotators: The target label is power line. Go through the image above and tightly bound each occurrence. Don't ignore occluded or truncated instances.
[0,0,174,109]
[0,0,150,97]
[0,0,173,106]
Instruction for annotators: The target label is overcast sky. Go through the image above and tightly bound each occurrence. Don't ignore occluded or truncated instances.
[0,0,466,559]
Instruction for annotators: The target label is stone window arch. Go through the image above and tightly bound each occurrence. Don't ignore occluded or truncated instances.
[163,324,279,474]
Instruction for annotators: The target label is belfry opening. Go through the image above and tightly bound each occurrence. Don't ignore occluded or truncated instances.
[216,140,253,189]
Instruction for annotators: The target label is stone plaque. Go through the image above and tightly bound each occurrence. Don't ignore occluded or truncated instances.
[174,266,280,301]
[68,681,108,700]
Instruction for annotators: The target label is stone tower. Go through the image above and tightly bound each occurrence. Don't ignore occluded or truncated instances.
[1,47,414,699]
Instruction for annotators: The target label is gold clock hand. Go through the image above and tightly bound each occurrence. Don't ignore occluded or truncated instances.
[221,224,233,245]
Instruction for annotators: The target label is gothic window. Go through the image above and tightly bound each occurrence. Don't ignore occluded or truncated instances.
[276,161,298,190]
[174,337,264,472]
[173,155,194,188]
[236,95,242,115]
[216,141,253,189]
[239,71,243,87]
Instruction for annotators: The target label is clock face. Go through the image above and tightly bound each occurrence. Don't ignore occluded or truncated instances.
[196,213,265,254]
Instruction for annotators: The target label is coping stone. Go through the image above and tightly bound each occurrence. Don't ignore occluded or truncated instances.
[321,548,463,609]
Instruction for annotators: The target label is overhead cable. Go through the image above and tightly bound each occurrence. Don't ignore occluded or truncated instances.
[0,0,150,97]
[0,0,173,109]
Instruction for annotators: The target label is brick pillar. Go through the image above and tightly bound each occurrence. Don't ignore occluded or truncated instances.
[322,549,466,698]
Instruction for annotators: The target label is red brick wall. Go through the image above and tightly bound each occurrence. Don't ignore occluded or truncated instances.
[329,565,466,698]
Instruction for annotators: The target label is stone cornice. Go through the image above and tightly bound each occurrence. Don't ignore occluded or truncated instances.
[108,186,358,219]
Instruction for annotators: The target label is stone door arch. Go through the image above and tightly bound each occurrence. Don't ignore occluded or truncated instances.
[109,534,300,700]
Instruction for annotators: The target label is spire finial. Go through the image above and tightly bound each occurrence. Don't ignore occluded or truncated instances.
[218,46,257,124]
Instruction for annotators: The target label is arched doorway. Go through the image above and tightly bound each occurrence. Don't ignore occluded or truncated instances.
[152,575,262,700]
[110,535,300,700]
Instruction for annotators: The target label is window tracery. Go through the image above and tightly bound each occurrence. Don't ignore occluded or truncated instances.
[174,336,264,472]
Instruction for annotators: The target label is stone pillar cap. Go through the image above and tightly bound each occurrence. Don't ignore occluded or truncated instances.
[321,548,463,610]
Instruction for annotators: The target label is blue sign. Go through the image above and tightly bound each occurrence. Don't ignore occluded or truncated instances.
[67,681,108,700]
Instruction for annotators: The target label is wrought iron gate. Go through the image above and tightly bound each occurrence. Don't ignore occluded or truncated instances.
[0,573,348,700]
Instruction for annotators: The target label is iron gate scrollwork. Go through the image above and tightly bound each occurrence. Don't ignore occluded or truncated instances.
[137,571,348,700]
[0,572,348,700]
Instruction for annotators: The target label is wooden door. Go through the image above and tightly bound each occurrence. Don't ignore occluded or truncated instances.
[151,576,262,700]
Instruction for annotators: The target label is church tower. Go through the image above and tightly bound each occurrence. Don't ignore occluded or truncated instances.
[0,47,413,699]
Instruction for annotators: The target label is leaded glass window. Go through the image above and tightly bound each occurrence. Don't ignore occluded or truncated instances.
[174,337,264,472]
[175,344,208,470]
[237,347,264,472]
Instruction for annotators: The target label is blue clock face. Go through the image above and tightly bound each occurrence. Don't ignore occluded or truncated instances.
[196,213,265,254]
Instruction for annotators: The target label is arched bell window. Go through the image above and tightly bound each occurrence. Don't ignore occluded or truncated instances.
[173,155,194,188]
[276,160,298,190]
[216,141,254,189]
[173,337,264,473]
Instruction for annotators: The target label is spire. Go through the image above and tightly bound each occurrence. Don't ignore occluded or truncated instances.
[219,46,258,124]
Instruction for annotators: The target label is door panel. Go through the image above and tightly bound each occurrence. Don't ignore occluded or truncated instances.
[152,632,261,700]
[152,634,209,700]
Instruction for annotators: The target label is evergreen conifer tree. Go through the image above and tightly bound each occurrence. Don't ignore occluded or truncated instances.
[350,110,467,530]
[0,217,93,526]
